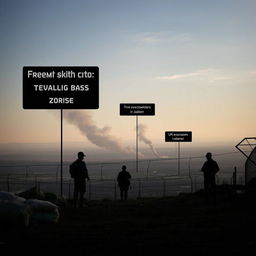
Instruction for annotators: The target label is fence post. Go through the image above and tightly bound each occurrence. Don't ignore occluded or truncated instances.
[188,157,193,193]
[138,179,142,199]
[233,167,237,186]
[68,179,71,199]
[25,166,28,184]
[162,179,166,197]
[7,174,10,192]
[194,176,197,192]
[88,180,91,200]
[101,165,103,181]
[146,161,151,180]
[56,166,59,184]
[114,179,117,200]
[35,175,37,188]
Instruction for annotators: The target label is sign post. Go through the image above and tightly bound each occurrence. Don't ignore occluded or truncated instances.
[136,115,139,174]
[165,131,192,176]
[120,103,155,172]
[60,109,63,195]
[23,66,99,196]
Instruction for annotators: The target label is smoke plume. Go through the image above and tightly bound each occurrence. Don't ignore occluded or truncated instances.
[138,124,163,158]
[64,111,131,153]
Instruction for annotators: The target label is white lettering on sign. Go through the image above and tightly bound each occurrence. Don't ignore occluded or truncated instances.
[23,66,99,109]
[34,84,69,91]
[70,85,89,91]
[57,71,76,78]
[49,97,74,104]
[77,71,94,78]
[168,133,189,137]
[28,70,55,78]
[27,70,95,79]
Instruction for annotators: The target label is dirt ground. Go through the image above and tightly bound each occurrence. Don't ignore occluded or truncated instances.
[1,190,256,255]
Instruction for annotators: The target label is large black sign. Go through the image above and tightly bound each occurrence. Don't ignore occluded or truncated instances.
[23,66,99,109]
[120,103,155,115]
[165,131,192,142]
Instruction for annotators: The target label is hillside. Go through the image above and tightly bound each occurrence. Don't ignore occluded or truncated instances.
[1,190,255,255]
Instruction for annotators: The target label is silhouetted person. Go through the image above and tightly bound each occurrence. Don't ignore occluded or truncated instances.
[201,152,219,201]
[117,165,131,200]
[70,152,90,208]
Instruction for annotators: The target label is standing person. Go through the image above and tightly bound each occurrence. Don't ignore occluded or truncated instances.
[201,152,220,201]
[70,152,90,208]
[117,165,131,201]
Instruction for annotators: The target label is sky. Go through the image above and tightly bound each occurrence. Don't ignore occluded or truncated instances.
[0,0,255,157]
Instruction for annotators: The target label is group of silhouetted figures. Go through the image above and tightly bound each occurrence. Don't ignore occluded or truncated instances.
[69,152,132,207]
[69,151,219,208]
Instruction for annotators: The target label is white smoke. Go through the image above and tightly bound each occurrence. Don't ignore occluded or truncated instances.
[64,110,132,153]
[138,124,164,158]
[56,111,165,158]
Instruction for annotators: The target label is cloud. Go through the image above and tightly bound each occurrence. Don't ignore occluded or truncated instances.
[156,69,232,82]
[134,31,192,45]
[156,70,208,80]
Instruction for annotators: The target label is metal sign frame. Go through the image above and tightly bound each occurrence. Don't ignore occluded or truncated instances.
[236,137,256,167]
[165,131,192,176]
[120,103,155,172]
[23,66,99,196]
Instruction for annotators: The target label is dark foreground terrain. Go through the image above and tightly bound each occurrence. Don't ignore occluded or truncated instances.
[1,190,256,255]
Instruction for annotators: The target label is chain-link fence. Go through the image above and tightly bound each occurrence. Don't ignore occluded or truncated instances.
[0,151,245,199]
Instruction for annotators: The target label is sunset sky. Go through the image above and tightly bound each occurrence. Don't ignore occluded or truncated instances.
[0,0,255,152]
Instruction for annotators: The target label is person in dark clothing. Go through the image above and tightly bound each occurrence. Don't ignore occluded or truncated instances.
[201,152,219,200]
[117,165,131,201]
[70,152,90,208]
